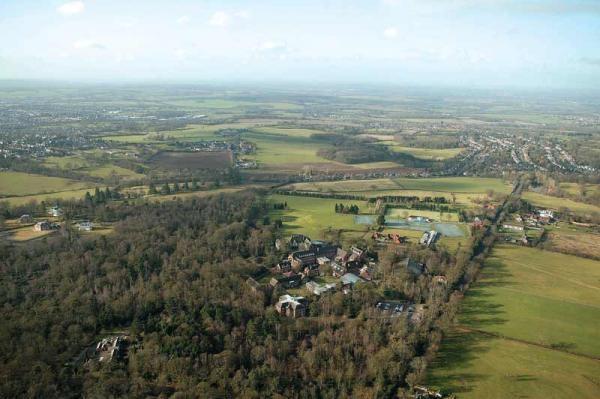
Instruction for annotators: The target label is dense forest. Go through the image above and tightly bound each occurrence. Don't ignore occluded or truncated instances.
[0,191,489,398]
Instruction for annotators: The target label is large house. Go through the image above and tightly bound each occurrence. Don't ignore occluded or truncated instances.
[19,214,33,224]
[305,281,336,296]
[290,250,317,269]
[402,257,427,276]
[270,273,302,289]
[419,231,439,247]
[33,221,53,232]
[275,295,307,318]
[309,241,339,260]
[48,206,63,217]
[78,221,93,231]
[276,259,292,273]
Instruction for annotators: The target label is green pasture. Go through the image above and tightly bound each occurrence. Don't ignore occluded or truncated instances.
[244,132,336,168]
[1,188,95,206]
[427,331,600,399]
[427,244,600,398]
[268,194,371,239]
[0,171,92,197]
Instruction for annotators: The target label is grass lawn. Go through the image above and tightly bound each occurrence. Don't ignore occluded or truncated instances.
[0,171,92,197]
[523,191,600,214]
[268,194,371,239]
[427,244,600,398]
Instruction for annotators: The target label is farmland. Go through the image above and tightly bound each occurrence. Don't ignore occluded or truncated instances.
[427,245,600,397]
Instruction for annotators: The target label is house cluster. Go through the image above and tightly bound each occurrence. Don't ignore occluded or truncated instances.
[47,206,63,217]
[182,140,255,155]
[371,231,408,244]
[503,208,557,232]
[419,230,439,247]
[413,386,445,399]
[272,235,376,317]
[235,158,258,169]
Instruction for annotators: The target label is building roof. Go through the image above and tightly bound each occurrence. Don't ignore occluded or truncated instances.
[341,273,363,285]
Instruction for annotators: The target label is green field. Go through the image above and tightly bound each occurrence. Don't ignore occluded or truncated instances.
[428,331,600,399]
[245,132,337,168]
[0,171,93,197]
[282,177,507,207]
[381,142,464,160]
[268,194,371,239]
[85,164,145,180]
[1,188,95,206]
[427,245,600,398]
[523,191,600,214]
[285,177,509,194]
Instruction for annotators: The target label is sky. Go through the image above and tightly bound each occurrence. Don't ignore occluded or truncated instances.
[0,0,599,88]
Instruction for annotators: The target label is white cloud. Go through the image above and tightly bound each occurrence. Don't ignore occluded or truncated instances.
[57,1,85,16]
[73,39,107,50]
[209,11,231,27]
[234,10,250,19]
[177,16,191,25]
[383,27,399,38]
[255,41,290,60]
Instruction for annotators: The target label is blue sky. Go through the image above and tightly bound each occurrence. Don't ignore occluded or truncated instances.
[0,0,599,88]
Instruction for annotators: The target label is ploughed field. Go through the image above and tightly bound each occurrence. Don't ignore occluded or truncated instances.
[150,151,233,170]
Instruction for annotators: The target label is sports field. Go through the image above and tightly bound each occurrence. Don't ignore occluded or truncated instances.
[427,245,600,398]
